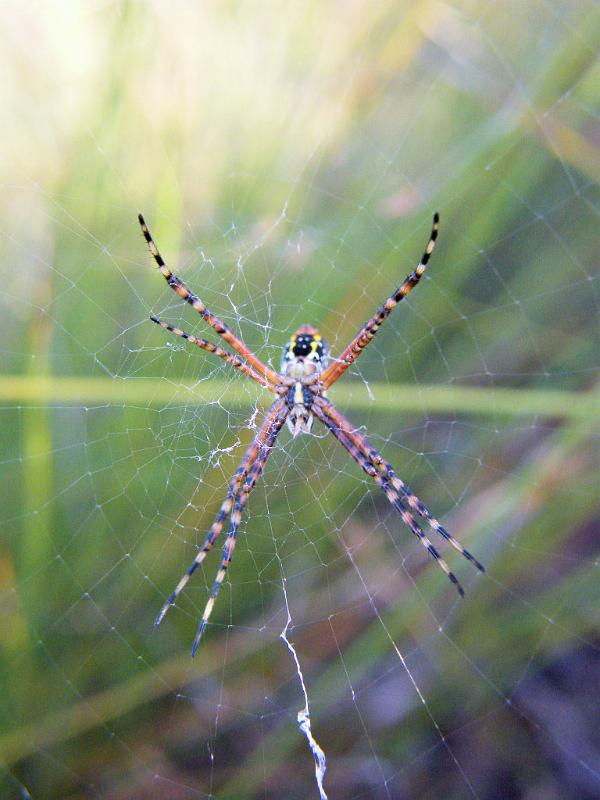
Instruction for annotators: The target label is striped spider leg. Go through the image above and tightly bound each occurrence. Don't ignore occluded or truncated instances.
[190,398,289,654]
[312,396,484,595]
[150,316,277,391]
[147,211,484,653]
[139,213,282,389]
[155,397,288,654]
[320,213,439,390]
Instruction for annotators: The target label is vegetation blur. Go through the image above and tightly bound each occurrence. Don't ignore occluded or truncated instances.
[1,2,599,798]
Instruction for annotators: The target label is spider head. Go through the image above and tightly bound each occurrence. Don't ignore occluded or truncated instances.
[281,324,328,378]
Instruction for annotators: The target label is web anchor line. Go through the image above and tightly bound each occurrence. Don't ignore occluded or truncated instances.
[280,584,328,800]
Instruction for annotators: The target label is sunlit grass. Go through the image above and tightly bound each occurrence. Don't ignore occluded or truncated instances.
[1,374,598,419]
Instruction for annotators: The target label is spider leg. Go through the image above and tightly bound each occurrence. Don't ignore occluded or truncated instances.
[154,466,246,627]
[312,401,463,595]
[320,213,439,389]
[380,469,485,572]
[315,397,484,573]
[155,397,287,628]
[191,401,289,655]
[313,401,481,596]
[150,316,280,392]
[139,213,282,387]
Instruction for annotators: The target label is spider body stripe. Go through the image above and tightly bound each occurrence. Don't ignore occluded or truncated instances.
[144,211,485,652]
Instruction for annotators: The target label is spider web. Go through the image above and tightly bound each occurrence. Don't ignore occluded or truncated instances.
[1,2,600,798]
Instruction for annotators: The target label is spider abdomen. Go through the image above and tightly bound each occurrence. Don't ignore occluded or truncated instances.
[285,382,314,437]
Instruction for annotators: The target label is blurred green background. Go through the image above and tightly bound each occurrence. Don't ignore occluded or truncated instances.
[1,2,599,798]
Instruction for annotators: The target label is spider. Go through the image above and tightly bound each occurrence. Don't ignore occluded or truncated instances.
[140,212,484,655]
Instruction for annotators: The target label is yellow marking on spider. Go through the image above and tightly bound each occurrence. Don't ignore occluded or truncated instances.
[288,334,297,356]
[293,382,303,404]
[400,510,414,527]
[437,559,452,576]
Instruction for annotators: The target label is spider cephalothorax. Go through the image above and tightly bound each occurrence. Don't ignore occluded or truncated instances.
[281,324,328,436]
[140,211,484,655]
[281,324,328,374]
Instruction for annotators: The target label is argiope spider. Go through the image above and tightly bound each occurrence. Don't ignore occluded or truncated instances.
[141,212,485,655]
